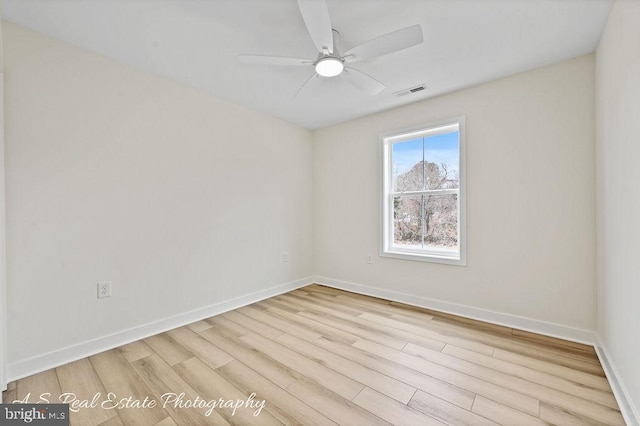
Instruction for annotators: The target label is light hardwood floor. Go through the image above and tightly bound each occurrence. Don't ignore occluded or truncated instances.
[2,285,625,425]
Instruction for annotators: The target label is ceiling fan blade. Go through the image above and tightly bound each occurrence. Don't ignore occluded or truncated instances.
[238,55,312,66]
[344,24,423,63]
[298,0,334,53]
[342,67,385,95]
[294,73,318,99]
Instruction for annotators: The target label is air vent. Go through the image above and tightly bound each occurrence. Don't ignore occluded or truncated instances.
[393,84,428,97]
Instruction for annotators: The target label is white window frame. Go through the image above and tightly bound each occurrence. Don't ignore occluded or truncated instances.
[380,116,466,266]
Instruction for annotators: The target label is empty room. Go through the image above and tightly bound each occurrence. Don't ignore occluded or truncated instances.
[0,0,638,425]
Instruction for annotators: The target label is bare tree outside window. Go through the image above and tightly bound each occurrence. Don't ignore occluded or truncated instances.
[393,161,458,249]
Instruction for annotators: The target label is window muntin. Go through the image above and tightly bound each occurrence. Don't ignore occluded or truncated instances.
[381,117,466,265]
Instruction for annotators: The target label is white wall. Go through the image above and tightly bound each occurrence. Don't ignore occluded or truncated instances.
[314,55,596,333]
[595,0,640,421]
[0,16,6,390]
[3,22,313,369]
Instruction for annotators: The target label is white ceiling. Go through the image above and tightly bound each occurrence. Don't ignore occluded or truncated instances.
[0,0,612,129]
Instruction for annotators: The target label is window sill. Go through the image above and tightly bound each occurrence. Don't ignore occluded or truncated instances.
[381,249,466,266]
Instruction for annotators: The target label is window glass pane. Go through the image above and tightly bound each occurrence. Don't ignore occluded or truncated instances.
[392,138,423,192]
[393,195,422,249]
[382,118,464,263]
[423,194,458,250]
[424,130,459,189]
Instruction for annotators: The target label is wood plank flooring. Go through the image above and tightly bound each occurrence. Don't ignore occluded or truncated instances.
[2,285,625,425]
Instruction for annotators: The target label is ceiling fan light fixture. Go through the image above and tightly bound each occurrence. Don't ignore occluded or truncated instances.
[315,57,344,77]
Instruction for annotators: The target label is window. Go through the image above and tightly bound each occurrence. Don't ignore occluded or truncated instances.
[381,116,466,265]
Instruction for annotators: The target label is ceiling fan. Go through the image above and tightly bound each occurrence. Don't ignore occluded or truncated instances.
[239,0,423,96]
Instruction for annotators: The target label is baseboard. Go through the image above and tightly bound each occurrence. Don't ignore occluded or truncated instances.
[594,336,640,426]
[312,276,596,345]
[6,276,314,383]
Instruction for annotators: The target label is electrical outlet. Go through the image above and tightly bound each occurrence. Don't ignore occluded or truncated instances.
[97,281,112,299]
[282,252,289,262]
